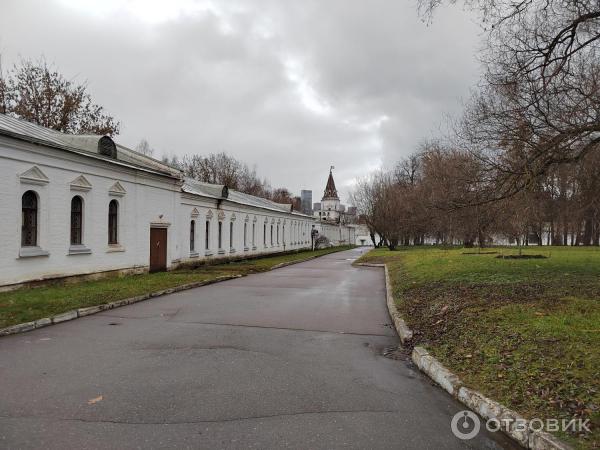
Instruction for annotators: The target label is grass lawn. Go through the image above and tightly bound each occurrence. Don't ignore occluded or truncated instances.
[358,245,600,449]
[0,245,353,330]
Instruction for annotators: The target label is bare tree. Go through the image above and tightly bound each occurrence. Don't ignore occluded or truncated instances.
[179,151,301,203]
[419,1,600,199]
[0,56,119,135]
[135,138,154,157]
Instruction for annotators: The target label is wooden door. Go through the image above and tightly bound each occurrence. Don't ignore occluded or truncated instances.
[149,228,167,272]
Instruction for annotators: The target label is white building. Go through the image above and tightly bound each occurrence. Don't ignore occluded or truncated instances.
[0,114,354,289]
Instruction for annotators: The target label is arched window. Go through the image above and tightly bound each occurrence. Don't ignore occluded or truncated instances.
[70,196,83,245]
[252,223,256,247]
[229,221,234,249]
[205,220,210,250]
[108,200,119,244]
[270,225,273,246]
[218,221,223,249]
[21,190,38,247]
[263,223,267,247]
[244,222,247,247]
[190,220,196,251]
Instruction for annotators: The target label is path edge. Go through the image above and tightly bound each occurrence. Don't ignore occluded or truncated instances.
[355,261,572,450]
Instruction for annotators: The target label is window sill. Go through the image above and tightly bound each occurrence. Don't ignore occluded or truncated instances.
[19,246,50,258]
[244,247,249,252]
[252,246,257,250]
[68,245,92,255]
[229,248,236,253]
[106,245,125,253]
[217,249,225,255]
[205,251,213,257]
[189,251,199,258]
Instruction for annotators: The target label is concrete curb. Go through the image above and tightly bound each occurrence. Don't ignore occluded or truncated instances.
[355,262,412,344]
[0,275,241,337]
[383,265,413,344]
[356,261,571,450]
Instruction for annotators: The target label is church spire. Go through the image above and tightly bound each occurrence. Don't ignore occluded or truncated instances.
[322,166,339,200]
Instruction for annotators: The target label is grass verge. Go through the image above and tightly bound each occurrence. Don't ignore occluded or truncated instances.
[358,246,599,449]
[0,245,353,329]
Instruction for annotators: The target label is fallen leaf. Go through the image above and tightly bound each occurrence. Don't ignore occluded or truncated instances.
[88,395,103,405]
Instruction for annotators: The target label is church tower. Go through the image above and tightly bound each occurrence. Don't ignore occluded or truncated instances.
[319,167,341,222]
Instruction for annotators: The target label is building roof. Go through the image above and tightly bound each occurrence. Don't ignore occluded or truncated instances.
[322,169,339,200]
[183,177,311,217]
[0,113,181,179]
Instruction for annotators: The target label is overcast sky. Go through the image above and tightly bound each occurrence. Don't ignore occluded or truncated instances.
[0,0,481,203]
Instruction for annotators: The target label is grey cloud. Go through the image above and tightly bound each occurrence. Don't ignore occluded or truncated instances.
[0,0,481,202]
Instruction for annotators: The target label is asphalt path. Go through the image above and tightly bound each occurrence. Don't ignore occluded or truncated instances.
[0,248,517,449]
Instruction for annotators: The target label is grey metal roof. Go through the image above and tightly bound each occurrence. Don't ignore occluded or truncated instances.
[182,179,227,200]
[183,177,311,218]
[0,113,181,179]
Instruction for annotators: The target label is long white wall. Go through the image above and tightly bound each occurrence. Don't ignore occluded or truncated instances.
[316,222,356,246]
[176,195,313,265]
[0,137,181,286]
[1,137,354,288]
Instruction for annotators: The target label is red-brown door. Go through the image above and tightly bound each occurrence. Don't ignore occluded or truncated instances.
[149,227,167,273]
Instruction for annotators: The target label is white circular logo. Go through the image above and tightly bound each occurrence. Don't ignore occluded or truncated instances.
[451,410,481,440]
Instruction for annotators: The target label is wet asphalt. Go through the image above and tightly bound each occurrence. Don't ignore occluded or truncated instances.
[0,248,517,449]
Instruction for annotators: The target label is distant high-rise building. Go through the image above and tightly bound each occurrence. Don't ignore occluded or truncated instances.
[300,190,312,215]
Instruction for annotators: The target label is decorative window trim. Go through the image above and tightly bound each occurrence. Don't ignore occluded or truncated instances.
[70,175,92,192]
[19,166,49,185]
[190,207,200,218]
[108,181,127,197]
[206,209,213,220]
[217,210,226,221]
